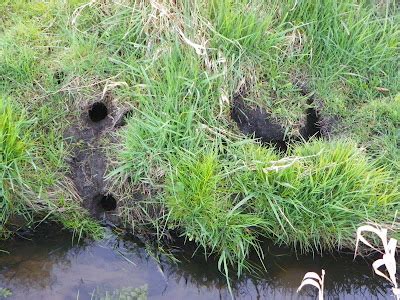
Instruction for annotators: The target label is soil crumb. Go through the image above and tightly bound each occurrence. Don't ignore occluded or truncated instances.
[114,109,134,128]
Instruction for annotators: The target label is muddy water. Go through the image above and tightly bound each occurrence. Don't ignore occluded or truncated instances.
[0,227,392,300]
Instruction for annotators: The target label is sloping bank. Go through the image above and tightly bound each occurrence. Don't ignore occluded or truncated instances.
[107,51,399,280]
[0,0,399,286]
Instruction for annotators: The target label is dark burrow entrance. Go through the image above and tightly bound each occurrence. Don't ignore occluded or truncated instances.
[299,104,322,140]
[297,81,323,140]
[95,194,117,212]
[231,97,288,152]
[231,85,323,152]
[89,102,108,122]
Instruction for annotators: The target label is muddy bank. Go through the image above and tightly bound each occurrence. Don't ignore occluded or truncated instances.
[63,83,331,224]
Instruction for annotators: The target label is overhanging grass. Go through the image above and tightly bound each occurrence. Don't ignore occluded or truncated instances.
[249,140,399,251]
[136,139,398,281]
[166,152,267,280]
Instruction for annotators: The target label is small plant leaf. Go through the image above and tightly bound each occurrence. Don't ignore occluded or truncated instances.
[373,258,393,284]
[355,224,387,256]
[302,272,324,283]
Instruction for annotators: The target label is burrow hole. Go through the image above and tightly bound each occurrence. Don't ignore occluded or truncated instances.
[89,102,108,122]
[303,107,322,139]
[95,193,117,212]
[299,99,322,140]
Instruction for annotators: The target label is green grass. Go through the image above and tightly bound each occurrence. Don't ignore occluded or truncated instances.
[0,98,32,236]
[0,0,399,284]
[283,0,399,98]
[166,152,267,280]
[0,1,104,239]
[155,140,398,281]
[253,140,399,250]
[0,97,101,239]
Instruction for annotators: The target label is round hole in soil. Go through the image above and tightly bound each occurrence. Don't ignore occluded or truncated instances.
[88,102,108,122]
[97,194,117,212]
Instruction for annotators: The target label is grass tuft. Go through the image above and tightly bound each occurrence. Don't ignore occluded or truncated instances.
[0,98,33,236]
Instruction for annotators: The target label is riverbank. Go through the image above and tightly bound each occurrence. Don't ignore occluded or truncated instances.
[1,0,399,284]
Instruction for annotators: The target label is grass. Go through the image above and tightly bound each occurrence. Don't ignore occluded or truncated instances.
[0,0,399,284]
[165,152,267,280]
[254,140,399,250]
[0,98,32,237]
[157,140,398,281]
[0,96,101,239]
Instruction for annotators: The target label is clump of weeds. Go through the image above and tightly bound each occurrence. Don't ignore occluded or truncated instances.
[0,98,34,237]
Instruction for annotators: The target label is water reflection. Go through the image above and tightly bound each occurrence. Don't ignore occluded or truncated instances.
[0,227,393,300]
[157,243,391,299]
[0,231,76,291]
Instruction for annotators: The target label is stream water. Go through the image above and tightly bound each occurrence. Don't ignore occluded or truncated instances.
[0,226,393,300]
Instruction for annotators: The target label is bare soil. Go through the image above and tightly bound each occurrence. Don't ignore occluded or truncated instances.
[64,100,123,223]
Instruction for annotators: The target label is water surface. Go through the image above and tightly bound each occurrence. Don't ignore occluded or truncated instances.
[0,227,392,299]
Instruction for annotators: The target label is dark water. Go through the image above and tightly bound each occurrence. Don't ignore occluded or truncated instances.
[0,227,393,300]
